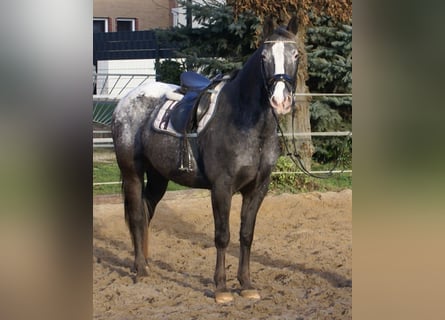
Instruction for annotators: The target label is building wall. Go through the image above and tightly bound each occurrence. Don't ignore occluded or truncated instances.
[93,0,177,31]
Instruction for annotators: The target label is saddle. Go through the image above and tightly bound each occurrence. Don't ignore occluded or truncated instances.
[157,71,229,171]
[169,71,212,133]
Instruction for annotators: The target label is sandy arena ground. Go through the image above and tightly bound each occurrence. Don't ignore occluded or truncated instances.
[93,189,352,319]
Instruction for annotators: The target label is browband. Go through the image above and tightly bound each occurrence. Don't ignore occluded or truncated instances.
[263,40,297,44]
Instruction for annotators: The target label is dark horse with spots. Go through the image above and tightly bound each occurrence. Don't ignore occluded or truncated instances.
[111,17,300,303]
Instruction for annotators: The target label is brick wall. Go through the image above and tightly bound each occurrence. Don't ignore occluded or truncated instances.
[93,0,177,31]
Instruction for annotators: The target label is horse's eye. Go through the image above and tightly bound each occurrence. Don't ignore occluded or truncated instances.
[293,50,299,60]
[261,50,267,60]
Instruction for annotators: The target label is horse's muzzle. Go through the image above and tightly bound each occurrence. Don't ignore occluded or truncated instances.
[270,97,292,114]
[269,93,292,114]
[269,82,293,114]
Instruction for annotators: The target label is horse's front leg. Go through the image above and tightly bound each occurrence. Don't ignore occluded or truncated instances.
[237,182,269,300]
[211,185,233,303]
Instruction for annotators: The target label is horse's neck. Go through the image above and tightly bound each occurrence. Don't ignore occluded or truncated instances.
[223,50,276,132]
[235,50,267,106]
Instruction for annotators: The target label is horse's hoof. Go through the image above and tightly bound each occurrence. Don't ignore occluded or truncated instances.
[240,289,261,300]
[136,265,149,278]
[215,292,234,304]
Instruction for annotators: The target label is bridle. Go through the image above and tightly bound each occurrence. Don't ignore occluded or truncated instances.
[261,39,299,104]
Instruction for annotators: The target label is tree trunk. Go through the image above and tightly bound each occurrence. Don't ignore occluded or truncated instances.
[286,25,314,170]
[186,0,193,29]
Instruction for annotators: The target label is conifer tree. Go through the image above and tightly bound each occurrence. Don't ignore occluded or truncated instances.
[306,14,352,163]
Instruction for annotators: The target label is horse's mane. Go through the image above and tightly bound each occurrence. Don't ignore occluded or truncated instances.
[229,69,240,80]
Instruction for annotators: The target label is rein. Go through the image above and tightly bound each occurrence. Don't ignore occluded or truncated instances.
[272,104,352,179]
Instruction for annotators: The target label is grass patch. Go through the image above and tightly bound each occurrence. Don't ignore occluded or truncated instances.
[167,181,188,191]
[93,162,121,195]
[93,161,188,195]
[269,172,352,194]
[269,156,352,193]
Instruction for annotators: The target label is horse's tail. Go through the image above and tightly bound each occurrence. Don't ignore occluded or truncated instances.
[119,172,124,193]
[121,186,149,224]
[120,174,129,227]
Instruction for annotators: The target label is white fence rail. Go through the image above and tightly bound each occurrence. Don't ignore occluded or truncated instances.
[93,131,352,148]
[93,168,353,187]
[94,73,155,97]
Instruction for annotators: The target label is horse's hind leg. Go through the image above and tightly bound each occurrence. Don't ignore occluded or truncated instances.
[142,169,169,261]
[121,169,149,278]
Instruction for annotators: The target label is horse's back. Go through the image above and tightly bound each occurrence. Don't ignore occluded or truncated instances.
[112,81,179,158]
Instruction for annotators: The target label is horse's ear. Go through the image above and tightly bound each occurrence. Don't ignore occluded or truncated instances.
[262,16,276,39]
[287,16,298,35]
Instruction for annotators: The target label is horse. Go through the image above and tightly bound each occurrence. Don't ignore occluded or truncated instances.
[111,17,300,303]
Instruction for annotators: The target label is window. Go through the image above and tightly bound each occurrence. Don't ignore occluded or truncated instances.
[116,18,136,32]
[93,18,108,33]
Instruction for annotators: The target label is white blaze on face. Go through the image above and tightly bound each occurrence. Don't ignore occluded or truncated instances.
[269,42,292,114]
[272,42,285,75]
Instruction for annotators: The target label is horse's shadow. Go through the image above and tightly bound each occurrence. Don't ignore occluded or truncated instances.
[159,202,350,289]
[93,204,351,291]
[93,220,215,294]
[93,221,134,278]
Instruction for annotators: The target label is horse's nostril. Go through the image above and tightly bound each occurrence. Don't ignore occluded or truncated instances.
[270,96,282,108]
[271,96,278,104]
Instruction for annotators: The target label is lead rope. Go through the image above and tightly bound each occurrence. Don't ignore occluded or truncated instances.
[272,103,352,179]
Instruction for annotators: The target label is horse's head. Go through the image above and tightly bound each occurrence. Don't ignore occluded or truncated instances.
[261,17,299,115]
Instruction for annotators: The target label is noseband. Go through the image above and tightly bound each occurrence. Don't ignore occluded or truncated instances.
[261,40,299,102]
[266,73,296,91]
